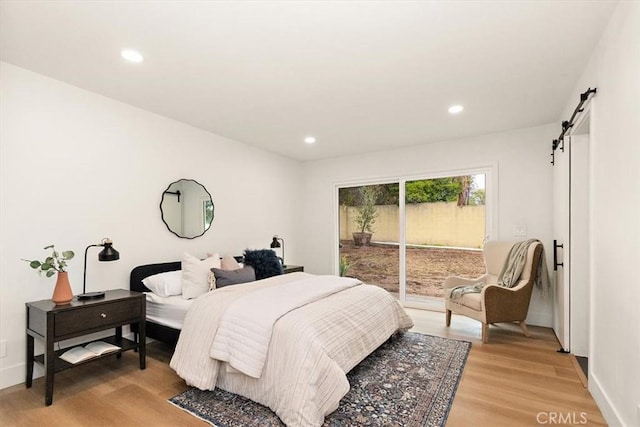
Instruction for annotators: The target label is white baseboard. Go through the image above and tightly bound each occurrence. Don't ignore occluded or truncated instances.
[589,371,624,426]
[1,361,43,389]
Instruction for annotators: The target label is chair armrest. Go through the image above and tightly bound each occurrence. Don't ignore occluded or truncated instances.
[443,275,486,290]
[482,282,534,323]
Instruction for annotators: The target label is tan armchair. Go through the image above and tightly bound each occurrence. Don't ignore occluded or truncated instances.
[443,240,543,343]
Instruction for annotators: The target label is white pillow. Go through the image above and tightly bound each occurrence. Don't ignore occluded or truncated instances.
[182,252,221,299]
[142,270,182,297]
[220,256,242,271]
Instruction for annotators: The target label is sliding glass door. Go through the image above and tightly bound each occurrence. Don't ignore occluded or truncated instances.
[337,168,491,311]
[338,183,399,295]
[402,174,487,310]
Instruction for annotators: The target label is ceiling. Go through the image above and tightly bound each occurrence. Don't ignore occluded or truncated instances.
[0,1,617,161]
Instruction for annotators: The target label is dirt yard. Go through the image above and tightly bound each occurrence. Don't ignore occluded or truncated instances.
[340,240,485,298]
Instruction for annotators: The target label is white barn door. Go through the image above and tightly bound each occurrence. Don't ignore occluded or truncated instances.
[552,138,570,351]
[569,132,590,357]
[552,111,591,356]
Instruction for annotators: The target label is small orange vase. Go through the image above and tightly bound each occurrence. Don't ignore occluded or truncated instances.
[52,272,74,305]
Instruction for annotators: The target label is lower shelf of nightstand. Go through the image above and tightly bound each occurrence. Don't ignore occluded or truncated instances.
[34,336,139,373]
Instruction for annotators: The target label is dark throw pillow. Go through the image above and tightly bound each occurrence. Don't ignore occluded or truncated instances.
[243,249,284,280]
[212,266,256,288]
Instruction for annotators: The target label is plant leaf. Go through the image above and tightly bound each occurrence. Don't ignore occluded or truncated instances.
[44,245,54,250]
[45,270,55,278]
[62,251,74,260]
[29,260,41,269]
[41,263,52,270]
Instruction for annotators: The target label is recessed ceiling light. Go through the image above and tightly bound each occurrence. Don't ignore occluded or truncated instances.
[121,49,144,63]
[448,105,464,114]
[304,136,316,144]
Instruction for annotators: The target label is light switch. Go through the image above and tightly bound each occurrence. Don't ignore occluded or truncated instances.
[514,225,527,236]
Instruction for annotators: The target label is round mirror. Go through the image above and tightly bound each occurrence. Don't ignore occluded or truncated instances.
[160,179,214,239]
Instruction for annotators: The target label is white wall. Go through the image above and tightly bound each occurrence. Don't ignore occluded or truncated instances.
[560,2,640,426]
[0,62,302,388]
[301,124,556,327]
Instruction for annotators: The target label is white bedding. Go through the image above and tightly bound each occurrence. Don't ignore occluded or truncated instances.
[145,292,192,330]
[170,272,413,427]
[210,275,361,378]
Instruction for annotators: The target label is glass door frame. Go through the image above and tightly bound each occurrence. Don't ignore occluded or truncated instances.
[334,163,496,311]
[399,165,495,310]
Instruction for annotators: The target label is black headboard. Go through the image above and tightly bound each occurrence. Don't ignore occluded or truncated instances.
[129,256,244,293]
[130,261,182,293]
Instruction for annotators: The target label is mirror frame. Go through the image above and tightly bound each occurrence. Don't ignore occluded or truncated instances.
[160,178,214,239]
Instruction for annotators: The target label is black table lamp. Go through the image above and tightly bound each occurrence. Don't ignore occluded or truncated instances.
[78,238,120,300]
[270,235,285,268]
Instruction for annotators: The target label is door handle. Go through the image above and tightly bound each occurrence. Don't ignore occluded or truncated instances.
[553,239,564,271]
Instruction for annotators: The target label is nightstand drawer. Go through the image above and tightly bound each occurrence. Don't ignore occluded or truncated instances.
[55,300,140,337]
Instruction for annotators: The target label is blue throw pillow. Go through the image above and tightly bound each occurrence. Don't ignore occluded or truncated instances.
[243,249,284,280]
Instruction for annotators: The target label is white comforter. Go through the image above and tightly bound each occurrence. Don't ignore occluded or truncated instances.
[170,272,414,427]
[210,275,361,379]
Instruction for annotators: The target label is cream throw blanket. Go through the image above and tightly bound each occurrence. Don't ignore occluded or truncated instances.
[450,239,550,300]
[499,238,551,294]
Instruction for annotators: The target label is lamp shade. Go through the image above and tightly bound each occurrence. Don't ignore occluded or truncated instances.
[270,237,281,249]
[98,240,119,261]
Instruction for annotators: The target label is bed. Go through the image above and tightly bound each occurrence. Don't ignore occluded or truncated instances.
[131,261,413,426]
[130,261,184,346]
[130,257,246,346]
[170,272,414,426]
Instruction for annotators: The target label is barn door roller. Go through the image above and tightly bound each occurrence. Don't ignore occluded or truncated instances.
[550,88,597,165]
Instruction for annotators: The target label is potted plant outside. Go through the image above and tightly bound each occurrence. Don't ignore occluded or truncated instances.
[23,245,75,305]
[352,186,378,246]
[339,255,354,277]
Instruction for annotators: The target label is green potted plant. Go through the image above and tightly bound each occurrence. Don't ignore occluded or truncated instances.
[339,255,354,277]
[23,245,75,305]
[352,186,378,246]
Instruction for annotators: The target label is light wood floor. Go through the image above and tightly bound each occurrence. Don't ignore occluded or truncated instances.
[0,309,606,426]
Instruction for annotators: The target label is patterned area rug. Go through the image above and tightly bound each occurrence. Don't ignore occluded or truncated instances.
[169,332,471,426]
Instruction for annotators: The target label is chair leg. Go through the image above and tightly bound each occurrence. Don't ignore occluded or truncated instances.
[482,323,488,343]
[445,310,451,327]
[519,320,530,337]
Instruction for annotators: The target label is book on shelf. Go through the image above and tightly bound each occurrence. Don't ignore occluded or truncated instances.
[59,341,121,364]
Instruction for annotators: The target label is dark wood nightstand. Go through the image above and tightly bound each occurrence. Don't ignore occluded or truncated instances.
[283,265,304,273]
[25,289,146,405]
